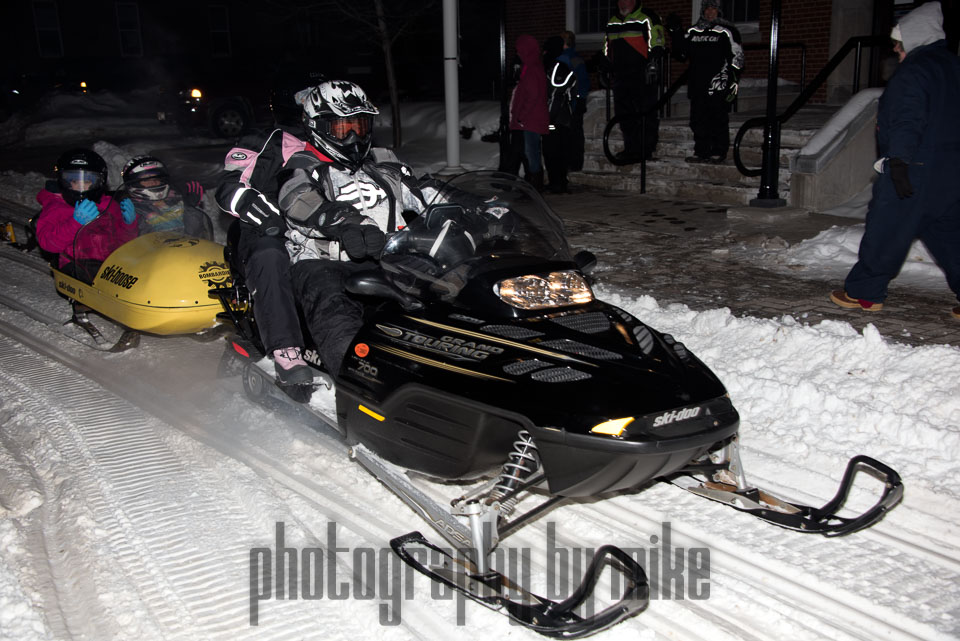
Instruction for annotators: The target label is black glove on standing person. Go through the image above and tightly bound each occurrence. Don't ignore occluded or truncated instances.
[236,189,284,236]
[888,158,914,199]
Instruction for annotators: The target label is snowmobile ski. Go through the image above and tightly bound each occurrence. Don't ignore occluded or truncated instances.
[392,531,649,639]
[672,438,903,536]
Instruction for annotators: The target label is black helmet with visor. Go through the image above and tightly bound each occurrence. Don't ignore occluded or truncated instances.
[56,148,108,206]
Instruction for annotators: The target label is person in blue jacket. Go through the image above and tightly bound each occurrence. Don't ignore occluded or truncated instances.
[830,2,960,320]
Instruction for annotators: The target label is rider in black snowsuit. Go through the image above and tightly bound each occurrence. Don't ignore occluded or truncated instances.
[218,80,439,382]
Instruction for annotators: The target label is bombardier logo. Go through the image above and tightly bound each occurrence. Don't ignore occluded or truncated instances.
[653,406,702,427]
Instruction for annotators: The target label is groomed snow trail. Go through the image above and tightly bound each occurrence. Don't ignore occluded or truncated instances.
[0,248,958,640]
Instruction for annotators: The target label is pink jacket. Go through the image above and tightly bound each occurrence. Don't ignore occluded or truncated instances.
[36,190,137,268]
[509,35,550,134]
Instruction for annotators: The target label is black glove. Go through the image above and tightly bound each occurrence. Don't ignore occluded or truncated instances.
[665,12,683,34]
[184,181,205,209]
[339,225,386,260]
[889,158,914,199]
[645,59,660,85]
[236,189,284,236]
[726,69,740,103]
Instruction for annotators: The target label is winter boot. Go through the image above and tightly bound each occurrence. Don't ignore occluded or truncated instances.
[829,290,883,312]
[273,347,313,385]
[527,171,545,192]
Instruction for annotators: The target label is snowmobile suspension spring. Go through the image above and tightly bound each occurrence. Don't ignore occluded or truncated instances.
[491,430,539,502]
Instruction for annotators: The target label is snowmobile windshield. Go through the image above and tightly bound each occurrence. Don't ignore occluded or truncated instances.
[117,179,214,239]
[381,171,577,302]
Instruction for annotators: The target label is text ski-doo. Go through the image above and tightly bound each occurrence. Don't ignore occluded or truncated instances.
[215,171,903,638]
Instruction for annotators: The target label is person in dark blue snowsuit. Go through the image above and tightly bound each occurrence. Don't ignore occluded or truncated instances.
[831,2,960,319]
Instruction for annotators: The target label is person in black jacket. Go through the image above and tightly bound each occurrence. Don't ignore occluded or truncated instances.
[542,36,579,194]
[216,80,438,387]
[830,2,960,319]
[668,0,744,164]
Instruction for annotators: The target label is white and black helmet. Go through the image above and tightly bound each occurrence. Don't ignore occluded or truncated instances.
[301,80,379,168]
[121,155,170,201]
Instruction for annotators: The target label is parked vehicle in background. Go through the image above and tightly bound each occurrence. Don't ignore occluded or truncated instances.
[158,64,326,139]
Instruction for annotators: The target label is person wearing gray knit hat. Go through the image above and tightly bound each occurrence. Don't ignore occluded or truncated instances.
[668,0,744,163]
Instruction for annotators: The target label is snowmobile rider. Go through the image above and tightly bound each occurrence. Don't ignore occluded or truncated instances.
[215,79,437,386]
[36,148,138,284]
[120,155,211,238]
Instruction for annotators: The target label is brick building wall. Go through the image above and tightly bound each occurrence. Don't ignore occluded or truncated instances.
[504,1,567,64]
[504,0,842,102]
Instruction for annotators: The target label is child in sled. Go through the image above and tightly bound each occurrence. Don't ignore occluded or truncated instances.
[35,148,138,284]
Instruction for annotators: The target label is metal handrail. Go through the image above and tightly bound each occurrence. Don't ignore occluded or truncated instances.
[600,66,689,192]
[597,41,805,190]
[741,41,807,106]
[733,35,888,177]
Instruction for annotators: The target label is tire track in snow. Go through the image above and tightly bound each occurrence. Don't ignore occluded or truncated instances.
[0,327,389,640]
[0,319,465,641]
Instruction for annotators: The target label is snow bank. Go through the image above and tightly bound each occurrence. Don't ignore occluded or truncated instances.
[601,288,960,500]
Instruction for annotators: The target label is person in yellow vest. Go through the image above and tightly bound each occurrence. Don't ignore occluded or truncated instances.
[604,0,666,161]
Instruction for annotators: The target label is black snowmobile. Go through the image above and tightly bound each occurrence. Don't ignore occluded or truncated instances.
[212,171,903,638]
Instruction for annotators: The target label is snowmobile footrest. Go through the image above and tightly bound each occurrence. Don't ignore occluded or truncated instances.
[685,455,903,536]
[391,531,649,638]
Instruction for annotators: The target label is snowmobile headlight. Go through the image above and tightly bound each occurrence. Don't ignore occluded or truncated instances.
[590,417,634,437]
[495,271,593,310]
[190,88,202,99]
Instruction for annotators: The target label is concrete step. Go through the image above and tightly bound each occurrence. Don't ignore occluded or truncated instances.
[569,170,774,206]
[580,155,791,187]
[584,138,800,168]
[575,104,837,205]
[664,86,802,119]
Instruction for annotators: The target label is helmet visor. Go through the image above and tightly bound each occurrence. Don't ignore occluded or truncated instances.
[329,115,372,141]
[61,169,104,193]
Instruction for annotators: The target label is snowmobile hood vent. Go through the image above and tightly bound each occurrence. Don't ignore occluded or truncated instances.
[550,311,611,334]
[530,367,592,383]
[481,325,545,340]
[503,359,552,375]
[539,339,623,360]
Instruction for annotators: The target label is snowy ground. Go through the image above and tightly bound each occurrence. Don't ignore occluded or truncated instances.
[0,90,958,641]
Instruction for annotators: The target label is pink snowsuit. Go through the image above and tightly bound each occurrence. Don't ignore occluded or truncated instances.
[36,190,136,269]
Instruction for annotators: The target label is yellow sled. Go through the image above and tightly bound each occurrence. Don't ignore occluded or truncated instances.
[53,231,231,335]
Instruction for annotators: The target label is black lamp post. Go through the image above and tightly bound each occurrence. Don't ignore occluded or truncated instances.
[750,0,787,207]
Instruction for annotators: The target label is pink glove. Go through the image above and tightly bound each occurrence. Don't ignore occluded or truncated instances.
[185,181,205,209]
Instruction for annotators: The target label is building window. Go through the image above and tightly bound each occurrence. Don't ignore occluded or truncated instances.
[210,5,231,57]
[116,2,143,57]
[721,0,759,23]
[577,0,617,34]
[32,0,63,58]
